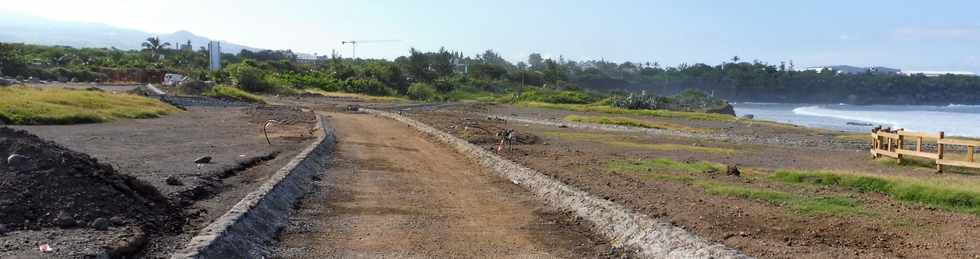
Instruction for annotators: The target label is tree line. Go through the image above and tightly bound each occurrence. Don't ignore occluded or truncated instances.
[2,40,979,105]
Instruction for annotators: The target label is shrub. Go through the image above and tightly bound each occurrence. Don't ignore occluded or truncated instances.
[345,78,395,96]
[407,82,438,101]
[225,62,271,92]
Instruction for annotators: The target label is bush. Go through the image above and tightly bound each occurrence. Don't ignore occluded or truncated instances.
[407,82,438,101]
[345,78,395,96]
[523,89,594,104]
[225,62,271,92]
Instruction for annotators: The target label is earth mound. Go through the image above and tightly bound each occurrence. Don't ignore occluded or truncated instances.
[0,127,181,233]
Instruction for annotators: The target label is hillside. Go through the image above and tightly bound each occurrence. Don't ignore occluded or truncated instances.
[0,11,260,54]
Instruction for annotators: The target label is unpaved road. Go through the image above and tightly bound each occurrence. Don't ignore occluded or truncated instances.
[274,112,618,258]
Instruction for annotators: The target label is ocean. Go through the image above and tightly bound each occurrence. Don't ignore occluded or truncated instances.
[732,103,980,138]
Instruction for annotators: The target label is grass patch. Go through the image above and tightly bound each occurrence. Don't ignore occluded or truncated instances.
[517,102,737,122]
[0,86,180,125]
[305,89,408,102]
[607,158,863,215]
[699,182,863,215]
[835,133,871,142]
[563,115,708,133]
[770,170,980,214]
[204,85,266,103]
[609,158,724,174]
[543,131,737,155]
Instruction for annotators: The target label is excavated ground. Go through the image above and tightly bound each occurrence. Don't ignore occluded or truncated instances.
[399,103,980,258]
[2,105,317,258]
[274,112,624,258]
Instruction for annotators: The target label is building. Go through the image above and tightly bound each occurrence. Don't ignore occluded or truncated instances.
[208,41,221,72]
[801,65,900,75]
[899,71,978,77]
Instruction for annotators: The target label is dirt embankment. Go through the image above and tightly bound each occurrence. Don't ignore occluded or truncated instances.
[0,127,182,257]
[2,105,318,258]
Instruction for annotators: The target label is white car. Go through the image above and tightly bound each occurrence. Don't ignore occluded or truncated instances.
[163,73,187,86]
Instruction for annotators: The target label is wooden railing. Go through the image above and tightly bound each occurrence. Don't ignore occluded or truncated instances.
[871,129,979,172]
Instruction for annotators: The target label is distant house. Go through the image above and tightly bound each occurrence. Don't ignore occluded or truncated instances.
[802,65,900,75]
[899,71,978,77]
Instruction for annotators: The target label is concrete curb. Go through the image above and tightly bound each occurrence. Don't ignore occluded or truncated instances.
[364,109,750,259]
[170,113,335,259]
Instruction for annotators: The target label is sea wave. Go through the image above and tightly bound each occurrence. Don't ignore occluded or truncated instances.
[792,105,898,127]
[947,104,980,108]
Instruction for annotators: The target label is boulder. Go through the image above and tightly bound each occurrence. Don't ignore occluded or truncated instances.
[707,103,737,116]
[91,217,110,231]
[165,176,183,186]
[194,156,212,164]
[726,164,741,177]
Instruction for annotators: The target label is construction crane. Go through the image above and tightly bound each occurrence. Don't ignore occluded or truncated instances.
[341,40,400,59]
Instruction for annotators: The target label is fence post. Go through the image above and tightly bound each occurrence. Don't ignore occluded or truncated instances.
[896,133,904,164]
[937,131,945,173]
[870,132,878,159]
[969,146,975,163]
[916,137,923,152]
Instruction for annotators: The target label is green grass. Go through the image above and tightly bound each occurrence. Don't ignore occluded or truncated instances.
[607,158,863,215]
[543,131,737,155]
[699,182,864,215]
[609,158,725,174]
[770,170,980,214]
[305,89,408,102]
[0,86,180,125]
[203,85,266,103]
[563,115,708,133]
[516,101,737,122]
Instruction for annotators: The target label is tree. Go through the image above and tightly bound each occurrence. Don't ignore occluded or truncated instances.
[141,37,171,61]
[528,53,544,71]
[0,43,27,76]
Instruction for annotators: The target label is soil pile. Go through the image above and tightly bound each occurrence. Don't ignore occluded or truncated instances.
[0,127,181,233]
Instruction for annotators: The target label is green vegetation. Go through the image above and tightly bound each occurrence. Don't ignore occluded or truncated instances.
[699,182,864,215]
[563,115,705,133]
[519,102,737,121]
[202,85,265,103]
[543,131,736,154]
[0,87,179,124]
[607,158,863,215]
[770,170,980,214]
[609,158,724,174]
[4,41,980,105]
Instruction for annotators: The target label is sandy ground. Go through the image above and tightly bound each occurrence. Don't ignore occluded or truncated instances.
[399,103,980,258]
[4,106,317,258]
[273,112,620,258]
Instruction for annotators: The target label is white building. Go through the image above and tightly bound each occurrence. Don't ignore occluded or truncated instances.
[899,71,978,77]
[208,41,222,72]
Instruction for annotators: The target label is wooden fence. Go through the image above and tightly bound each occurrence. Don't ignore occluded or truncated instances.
[871,129,979,172]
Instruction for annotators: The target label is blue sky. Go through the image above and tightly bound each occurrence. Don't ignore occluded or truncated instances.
[6,0,980,72]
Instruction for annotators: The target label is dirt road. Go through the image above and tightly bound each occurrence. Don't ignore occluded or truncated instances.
[274,112,617,258]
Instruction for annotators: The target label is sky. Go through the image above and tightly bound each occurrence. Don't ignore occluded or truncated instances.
[5,0,980,72]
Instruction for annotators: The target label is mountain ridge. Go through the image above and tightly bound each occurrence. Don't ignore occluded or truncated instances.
[0,12,262,54]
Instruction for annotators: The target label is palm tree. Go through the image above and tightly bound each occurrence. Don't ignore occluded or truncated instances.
[141,37,170,60]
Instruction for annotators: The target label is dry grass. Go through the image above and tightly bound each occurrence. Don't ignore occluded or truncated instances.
[306,89,408,102]
[542,131,736,155]
[0,86,180,125]
[563,115,710,133]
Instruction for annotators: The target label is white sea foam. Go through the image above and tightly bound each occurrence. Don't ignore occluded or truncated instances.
[792,106,899,127]
[790,105,980,137]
